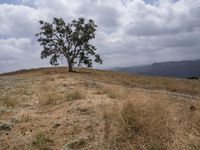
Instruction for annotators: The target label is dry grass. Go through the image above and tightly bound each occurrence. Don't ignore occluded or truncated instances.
[0,96,18,108]
[66,88,85,101]
[2,67,199,95]
[38,92,63,105]
[20,112,32,122]
[32,131,53,150]
[37,88,84,106]
[76,68,200,96]
[94,84,131,100]
[105,87,131,100]
[103,93,200,150]
[0,67,200,150]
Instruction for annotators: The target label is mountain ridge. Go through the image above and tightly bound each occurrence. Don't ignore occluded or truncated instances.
[112,59,200,78]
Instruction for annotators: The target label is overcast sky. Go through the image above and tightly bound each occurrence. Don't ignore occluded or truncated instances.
[0,0,200,73]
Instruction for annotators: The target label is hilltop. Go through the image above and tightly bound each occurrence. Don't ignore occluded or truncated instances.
[0,67,200,150]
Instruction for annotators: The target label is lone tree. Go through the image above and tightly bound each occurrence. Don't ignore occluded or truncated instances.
[35,17,102,72]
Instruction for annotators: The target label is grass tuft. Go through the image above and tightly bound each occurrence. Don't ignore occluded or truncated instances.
[66,88,85,101]
[32,132,53,150]
[38,92,62,105]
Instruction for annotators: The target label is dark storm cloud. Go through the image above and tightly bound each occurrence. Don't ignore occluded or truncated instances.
[0,0,200,73]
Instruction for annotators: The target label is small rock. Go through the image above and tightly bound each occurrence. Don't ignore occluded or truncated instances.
[76,107,90,115]
[62,137,88,150]
[26,91,32,95]
[189,105,196,111]
[0,122,12,131]
[77,107,88,112]
[53,123,61,128]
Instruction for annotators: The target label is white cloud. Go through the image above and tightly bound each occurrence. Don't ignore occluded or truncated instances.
[0,38,31,60]
[0,37,49,73]
[0,0,200,73]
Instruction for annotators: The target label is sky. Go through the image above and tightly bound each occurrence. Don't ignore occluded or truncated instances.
[0,0,200,73]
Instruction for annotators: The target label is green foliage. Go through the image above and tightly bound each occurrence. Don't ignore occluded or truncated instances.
[35,17,103,72]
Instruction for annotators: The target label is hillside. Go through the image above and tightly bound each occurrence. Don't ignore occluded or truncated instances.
[0,67,200,150]
[113,60,200,78]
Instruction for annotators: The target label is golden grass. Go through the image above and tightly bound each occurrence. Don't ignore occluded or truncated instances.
[38,92,62,105]
[66,88,85,101]
[105,87,131,100]
[103,92,200,150]
[32,131,53,150]
[1,67,199,95]
[20,112,32,122]
[0,96,18,108]
[37,87,85,106]
[0,67,200,149]
[93,83,131,100]
[76,68,200,96]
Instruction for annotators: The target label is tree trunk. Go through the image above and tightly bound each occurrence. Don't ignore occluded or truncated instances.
[68,62,73,72]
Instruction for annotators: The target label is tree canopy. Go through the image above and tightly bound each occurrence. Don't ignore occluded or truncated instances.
[35,17,102,72]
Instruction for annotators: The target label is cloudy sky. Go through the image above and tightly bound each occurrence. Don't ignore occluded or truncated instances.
[0,0,200,73]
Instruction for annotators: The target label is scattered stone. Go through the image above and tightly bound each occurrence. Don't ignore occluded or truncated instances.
[62,84,68,87]
[76,107,88,113]
[75,107,92,115]
[0,122,12,131]
[189,105,196,111]
[62,137,88,150]
[53,123,61,128]
[0,106,10,113]
[26,91,32,95]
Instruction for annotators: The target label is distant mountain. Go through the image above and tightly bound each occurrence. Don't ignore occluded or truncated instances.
[112,60,200,78]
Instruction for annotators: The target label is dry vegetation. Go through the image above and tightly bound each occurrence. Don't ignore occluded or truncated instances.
[0,67,200,150]
[103,94,200,150]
